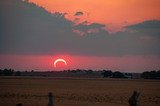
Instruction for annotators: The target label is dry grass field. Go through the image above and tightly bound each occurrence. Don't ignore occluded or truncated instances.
[0,77,160,106]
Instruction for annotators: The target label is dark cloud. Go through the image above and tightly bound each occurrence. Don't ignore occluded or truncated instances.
[73,21,107,36]
[125,20,160,39]
[74,11,84,16]
[0,0,160,56]
[126,20,160,30]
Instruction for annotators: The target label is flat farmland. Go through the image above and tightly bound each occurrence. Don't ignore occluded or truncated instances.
[0,77,160,106]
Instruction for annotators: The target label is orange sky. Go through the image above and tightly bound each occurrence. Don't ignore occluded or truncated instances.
[29,0,160,32]
[0,55,159,72]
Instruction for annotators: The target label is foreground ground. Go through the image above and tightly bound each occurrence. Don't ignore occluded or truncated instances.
[0,77,160,106]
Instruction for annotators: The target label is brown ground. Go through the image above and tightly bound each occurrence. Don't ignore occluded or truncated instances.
[0,77,160,106]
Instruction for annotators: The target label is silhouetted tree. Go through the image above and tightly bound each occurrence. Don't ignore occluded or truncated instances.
[150,71,157,79]
[141,71,150,79]
[101,70,112,78]
[157,70,160,79]
[31,70,34,73]
[141,70,160,79]
[76,69,82,73]
[0,69,2,76]
[70,70,77,73]
[112,71,125,78]
[86,69,93,74]
[15,71,21,76]
[2,69,14,76]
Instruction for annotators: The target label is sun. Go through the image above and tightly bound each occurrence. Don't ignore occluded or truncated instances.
[54,59,67,68]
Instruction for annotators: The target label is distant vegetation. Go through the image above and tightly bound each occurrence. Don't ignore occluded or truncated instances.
[141,70,160,79]
[0,68,160,79]
[101,70,131,78]
[0,69,15,76]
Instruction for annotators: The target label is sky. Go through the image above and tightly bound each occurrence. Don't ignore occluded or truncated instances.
[29,0,160,32]
[0,0,160,72]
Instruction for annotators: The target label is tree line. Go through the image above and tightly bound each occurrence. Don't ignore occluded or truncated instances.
[0,68,160,79]
[102,70,160,79]
[101,70,127,78]
[0,69,21,76]
[141,70,160,79]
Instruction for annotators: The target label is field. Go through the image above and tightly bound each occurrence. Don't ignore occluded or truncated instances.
[0,77,160,106]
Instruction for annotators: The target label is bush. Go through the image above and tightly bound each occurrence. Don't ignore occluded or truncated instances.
[15,71,21,76]
[101,70,112,78]
[112,71,125,78]
[141,70,160,79]
[2,69,14,76]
